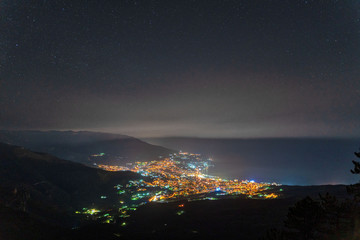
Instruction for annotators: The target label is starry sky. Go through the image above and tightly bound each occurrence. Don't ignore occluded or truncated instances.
[1,0,360,138]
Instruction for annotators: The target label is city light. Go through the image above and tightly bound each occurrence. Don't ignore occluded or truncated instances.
[98,152,279,202]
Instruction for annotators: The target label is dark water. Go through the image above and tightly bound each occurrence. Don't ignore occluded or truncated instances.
[144,138,360,185]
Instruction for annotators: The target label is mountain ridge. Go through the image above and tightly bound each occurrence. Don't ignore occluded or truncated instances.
[0,130,175,165]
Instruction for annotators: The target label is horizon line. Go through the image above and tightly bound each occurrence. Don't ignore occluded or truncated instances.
[1,129,360,140]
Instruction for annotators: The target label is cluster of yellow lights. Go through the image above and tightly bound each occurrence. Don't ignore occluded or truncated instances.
[98,158,279,201]
[98,164,130,171]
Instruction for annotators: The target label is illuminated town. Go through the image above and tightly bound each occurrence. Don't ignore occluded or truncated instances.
[99,151,280,201]
[77,151,281,223]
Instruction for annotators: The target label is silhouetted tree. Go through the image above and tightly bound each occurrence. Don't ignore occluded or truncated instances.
[283,196,323,240]
[6,185,30,212]
[261,228,286,240]
[317,193,358,240]
[347,151,360,199]
[262,149,360,240]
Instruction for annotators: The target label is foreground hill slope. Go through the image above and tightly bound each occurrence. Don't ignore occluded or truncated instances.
[0,143,140,227]
[0,130,174,165]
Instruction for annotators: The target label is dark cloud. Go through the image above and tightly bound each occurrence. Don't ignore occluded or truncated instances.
[1,0,360,137]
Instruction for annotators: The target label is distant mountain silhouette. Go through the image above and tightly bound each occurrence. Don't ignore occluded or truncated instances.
[0,130,175,165]
[0,142,141,228]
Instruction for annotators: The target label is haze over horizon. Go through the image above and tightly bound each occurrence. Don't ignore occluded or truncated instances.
[1,129,359,185]
[1,0,360,138]
[3,128,360,139]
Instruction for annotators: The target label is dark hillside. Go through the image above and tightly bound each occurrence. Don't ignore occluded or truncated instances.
[0,142,141,226]
[0,130,174,165]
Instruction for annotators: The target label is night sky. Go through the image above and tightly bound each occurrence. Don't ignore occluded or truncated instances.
[1,0,360,138]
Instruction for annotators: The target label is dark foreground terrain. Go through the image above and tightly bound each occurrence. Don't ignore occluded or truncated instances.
[1,188,349,240]
[0,142,351,240]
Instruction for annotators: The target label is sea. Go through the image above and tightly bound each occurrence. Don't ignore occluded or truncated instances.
[144,137,360,185]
